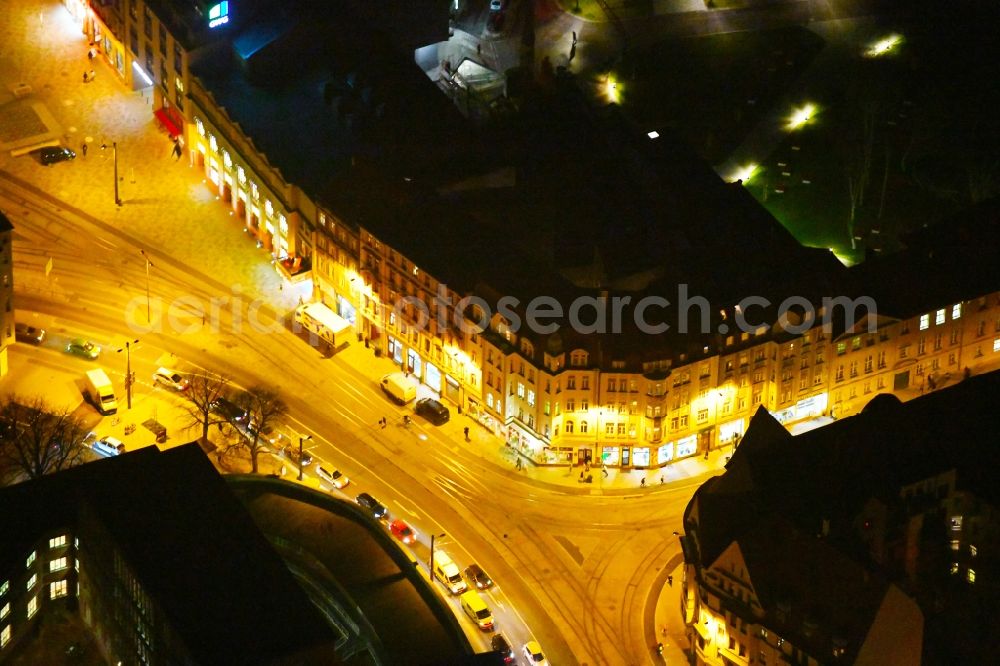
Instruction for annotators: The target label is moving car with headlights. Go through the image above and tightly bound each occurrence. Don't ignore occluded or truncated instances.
[66,338,100,359]
[211,396,248,424]
[460,590,495,631]
[152,367,189,391]
[522,641,546,664]
[356,492,387,519]
[14,323,46,345]
[491,634,515,663]
[432,551,467,595]
[389,519,416,544]
[318,465,349,489]
[464,563,493,590]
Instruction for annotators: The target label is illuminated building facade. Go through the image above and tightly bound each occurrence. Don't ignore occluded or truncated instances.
[682,368,1000,663]
[66,3,1000,471]
[0,210,13,378]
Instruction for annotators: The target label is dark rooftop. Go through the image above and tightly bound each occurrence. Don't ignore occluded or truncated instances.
[0,445,340,664]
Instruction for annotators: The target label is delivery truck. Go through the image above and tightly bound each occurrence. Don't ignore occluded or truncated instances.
[380,372,417,405]
[85,369,118,415]
[293,302,352,351]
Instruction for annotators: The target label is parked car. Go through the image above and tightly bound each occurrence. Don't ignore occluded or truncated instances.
[66,338,100,359]
[282,443,313,467]
[489,0,504,10]
[415,398,450,425]
[356,492,388,519]
[38,146,76,165]
[522,641,546,665]
[389,519,416,544]
[91,436,125,458]
[152,367,189,391]
[14,323,46,345]
[490,634,515,663]
[465,563,493,590]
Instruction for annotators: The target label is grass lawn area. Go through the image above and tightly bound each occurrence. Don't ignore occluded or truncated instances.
[619,27,824,164]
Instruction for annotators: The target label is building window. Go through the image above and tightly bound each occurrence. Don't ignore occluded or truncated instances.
[697,408,708,422]
[935,308,945,325]
[919,314,929,330]
[527,390,535,407]
[0,602,8,620]
[950,540,960,551]
[49,557,68,573]
[967,568,976,584]
[26,551,35,568]
[580,421,589,434]
[0,581,7,597]
[1,625,9,648]
[26,574,36,591]
[565,421,574,434]
[27,595,37,619]
[49,580,68,599]
[950,562,959,574]
[952,303,962,319]
[970,545,978,557]
[951,516,963,531]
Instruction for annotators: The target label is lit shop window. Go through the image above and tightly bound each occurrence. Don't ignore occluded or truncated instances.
[49,535,66,549]
[50,580,68,599]
[919,314,929,331]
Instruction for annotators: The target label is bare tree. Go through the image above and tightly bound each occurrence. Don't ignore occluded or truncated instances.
[182,373,232,442]
[0,396,89,483]
[233,386,287,473]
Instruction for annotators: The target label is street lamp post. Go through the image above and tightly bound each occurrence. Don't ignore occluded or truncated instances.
[298,434,311,481]
[113,141,122,206]
[116,339,139,409]
[429,532,446,582]
[139,249,154,322]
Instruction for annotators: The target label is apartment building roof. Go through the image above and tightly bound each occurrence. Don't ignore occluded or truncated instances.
[0,208,12,232]
[0,445,340,664]
[188,0,459,205]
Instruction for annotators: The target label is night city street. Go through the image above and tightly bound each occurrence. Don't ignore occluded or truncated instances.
[0,0,999,664]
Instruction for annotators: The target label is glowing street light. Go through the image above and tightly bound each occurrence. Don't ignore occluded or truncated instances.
[729,163,757,184]
[604,75,620,104]
[865,34,902,58]
[786,103,817,131]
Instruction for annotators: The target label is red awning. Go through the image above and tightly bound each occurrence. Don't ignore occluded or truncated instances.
[153,108,181,139]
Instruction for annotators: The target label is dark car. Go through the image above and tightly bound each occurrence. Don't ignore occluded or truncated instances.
[211,396,248,424]
[14,323,46,345]
[415,398,450,425]
[490,634,514,663]
[38,146,76,165]
[356,492,388,519]
[465,563,493,590]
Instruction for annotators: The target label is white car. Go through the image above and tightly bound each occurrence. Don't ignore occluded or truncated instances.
[490,0,502,10]
[522,641,546,664]
[92,436,125,458]
[152,367,189,391]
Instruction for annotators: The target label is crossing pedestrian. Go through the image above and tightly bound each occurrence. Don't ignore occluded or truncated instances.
[81,142,87,157]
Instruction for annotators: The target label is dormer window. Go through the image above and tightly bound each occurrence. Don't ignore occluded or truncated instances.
[570,350,589,367]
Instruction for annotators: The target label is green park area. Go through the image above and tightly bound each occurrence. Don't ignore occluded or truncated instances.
[614,15,1000,263]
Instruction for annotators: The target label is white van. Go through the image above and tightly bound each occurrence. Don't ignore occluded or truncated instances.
[460,590,495,631]
[432,551,467,595]
[380,372,417,404]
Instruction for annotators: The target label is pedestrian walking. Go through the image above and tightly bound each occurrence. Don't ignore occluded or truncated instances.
[668,575,673,587]
[602,465,609,478]
[476,43,481,56]
[82,71,88,83]
[463,426,470,441]
[640,477,646,488]
[172,142,182,160]
[572,31,578,45]
[81,142,87,157]
[88,47,96,60]
[579,471,584,480]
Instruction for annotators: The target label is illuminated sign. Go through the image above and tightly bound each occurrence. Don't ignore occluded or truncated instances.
[208,1,230,28]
